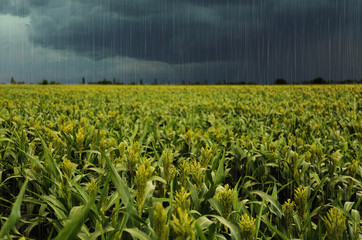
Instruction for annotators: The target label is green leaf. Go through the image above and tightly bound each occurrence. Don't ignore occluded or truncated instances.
[250,190,282,218]
[67,177,100,218]
[261,215,289,240]
[343,202,354,212]
[196,216,213,230]
[86,225,114,240]
[351,209,360,232]
[53,202,92,240]
[103,151,130,207]
[214,151,225,185]
[129,123,139,143]
[42,195,67,220]
[0,179,28,238]
[207,223,217,240]
[188,180,200,211]
[36,130,61,181]
[308,175,328,209]
[208,198,223,217]
[123,228,152,240]
[149,175,167,184]
[195,221,208,240]
[255,199,265,240]
[207,215,240,240]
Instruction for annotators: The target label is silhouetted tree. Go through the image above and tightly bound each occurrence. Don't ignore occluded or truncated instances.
[100,79,112,84]
[82,77,85,84]
[274,78,288,85]
[237,81,246,85]
[153,78,158,85]
[140,79,143,85]
[11,77,16,84]
[89,79,112,84]
[311,77,327,84]
[41,79,48,85]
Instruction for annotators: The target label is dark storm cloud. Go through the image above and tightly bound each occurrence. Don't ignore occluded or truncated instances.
[2,0,362,83]
[0,0,49,16]
[27,0,248,63]
[30,1,254,63]
[0,0,30,16]
[26,0,361,65]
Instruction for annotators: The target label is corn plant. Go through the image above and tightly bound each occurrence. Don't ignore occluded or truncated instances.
[0,84,360,239]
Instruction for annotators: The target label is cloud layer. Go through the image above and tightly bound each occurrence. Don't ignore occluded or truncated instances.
[1,0,362,83]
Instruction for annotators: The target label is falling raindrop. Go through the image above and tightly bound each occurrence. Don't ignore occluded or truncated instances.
[0,0,360,84]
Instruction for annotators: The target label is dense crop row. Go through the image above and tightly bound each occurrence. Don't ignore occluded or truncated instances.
[0,85,361,239]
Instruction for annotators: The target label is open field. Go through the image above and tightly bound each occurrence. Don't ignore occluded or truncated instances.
[0,85,361,239]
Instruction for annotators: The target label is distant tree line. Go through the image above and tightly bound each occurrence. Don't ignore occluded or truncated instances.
[88,78,129,85]
[87,77,362,85]
[86,77,258,85]
[6,76,362,85]
[87,77,156,85]
[38,79,61,85]
[10,77,24,84]
[273,77,362,85]
[9,77,60,85]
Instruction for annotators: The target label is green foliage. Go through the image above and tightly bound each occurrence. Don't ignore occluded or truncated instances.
[173,187,191,214]
[135,157,153,215]
[323,207,346,240]
[216,184,235,219]
[0,180,28,238]
[171,208,195,240]
[153,203,169,240]
[294,185,307,221]
[238,213,255,240]
[0,85,360,239]
[161,148,176,183]
[126,141,141,181]
[282,199,295,231]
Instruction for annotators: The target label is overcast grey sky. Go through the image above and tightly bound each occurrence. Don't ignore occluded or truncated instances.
[0,0,361,84]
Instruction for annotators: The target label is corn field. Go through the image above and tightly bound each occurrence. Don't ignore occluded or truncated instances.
[0,85,361,240]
